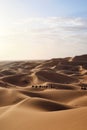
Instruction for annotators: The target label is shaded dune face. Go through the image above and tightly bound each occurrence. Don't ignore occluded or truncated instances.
[73,55,87,62]
[35,70,78,84]
[0,70,16,76]
[1,74,32,87]
[0,54,87,130]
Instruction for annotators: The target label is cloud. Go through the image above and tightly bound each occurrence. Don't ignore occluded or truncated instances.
[0,16,87,60]
[10,17,87,39]
[1,17,87,36]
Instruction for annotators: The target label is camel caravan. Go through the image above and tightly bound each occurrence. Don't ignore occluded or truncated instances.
[32,83,87,90]
[81,83,87,90]
[32,84,54,89]
[81,87,87,90]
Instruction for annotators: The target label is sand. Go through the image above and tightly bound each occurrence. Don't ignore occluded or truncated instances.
[0,54,87,130]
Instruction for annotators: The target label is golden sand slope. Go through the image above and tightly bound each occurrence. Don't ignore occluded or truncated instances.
[0,54,87,130]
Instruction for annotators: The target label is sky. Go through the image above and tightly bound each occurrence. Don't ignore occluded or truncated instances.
[0,0,87,60]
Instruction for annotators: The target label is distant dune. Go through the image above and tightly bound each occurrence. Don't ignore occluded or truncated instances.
[0,54,87,130]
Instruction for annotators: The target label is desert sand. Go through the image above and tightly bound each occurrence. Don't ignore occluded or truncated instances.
[0,54,87,130]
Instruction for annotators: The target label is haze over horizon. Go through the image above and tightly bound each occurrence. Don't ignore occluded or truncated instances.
[0,0,87,60]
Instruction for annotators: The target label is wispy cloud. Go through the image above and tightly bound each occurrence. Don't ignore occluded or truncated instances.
[0,17,87,60]
[9,17,87,38]
[0,17,87,45]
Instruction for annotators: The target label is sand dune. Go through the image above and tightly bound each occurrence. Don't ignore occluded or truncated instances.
[0,88,27,107]
[2,74,32,87]
[0,54,87,130]
[68,95,87,107]
[17,97,72,111]
[0,105,87,130]
[35,70,78,84]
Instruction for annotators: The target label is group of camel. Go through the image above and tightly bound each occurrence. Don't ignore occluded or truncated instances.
[81,83,87,90]
[32,85,54,89]
[32,84,87,90]
[81,86,87,90]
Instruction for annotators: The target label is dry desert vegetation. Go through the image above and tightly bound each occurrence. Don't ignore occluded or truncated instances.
[0,54,87,130]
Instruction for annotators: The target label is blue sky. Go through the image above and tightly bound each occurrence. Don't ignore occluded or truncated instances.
[1,0,87,17]
[0,0,87,60]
